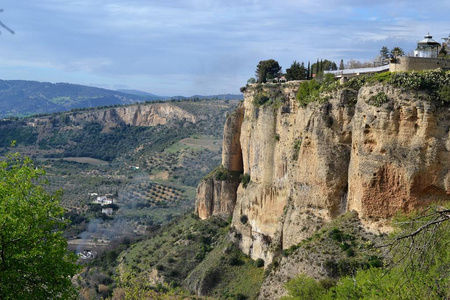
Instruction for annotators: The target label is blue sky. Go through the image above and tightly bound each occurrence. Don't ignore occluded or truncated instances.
[0,1,449,96]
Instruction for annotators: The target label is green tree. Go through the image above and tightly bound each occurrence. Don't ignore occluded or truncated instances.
[339,59,344,70]
[380,46,390,61]
[0,153,80,299]
[439,46,448,58]
[285,61,307,81]
[307,61,311,79]
[281,274,325,300]
[390,47,405,59]
[440,35,450,58]
[255,59,282,83]
[247,77,256,84]
[311,59,337,76]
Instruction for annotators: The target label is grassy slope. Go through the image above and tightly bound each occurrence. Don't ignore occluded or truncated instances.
[259,212,386,299]
[117,214,265,300]
[114,212,387,300]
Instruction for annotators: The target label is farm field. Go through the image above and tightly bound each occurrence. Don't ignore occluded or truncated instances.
[0,98,237,252]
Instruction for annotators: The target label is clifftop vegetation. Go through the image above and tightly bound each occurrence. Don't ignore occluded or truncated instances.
[289,69,450,107]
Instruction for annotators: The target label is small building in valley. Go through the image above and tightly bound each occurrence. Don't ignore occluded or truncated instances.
[93,195,113,205]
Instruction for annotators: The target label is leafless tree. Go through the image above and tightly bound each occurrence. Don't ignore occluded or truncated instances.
[377,204,450,297]
[0,9,14,35]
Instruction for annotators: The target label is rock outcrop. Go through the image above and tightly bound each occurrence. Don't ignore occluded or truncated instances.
[67,103,200,127]
[347,85,450,219]
[195,80,450,264]
[196,105,244,219]
[27,102,202,131]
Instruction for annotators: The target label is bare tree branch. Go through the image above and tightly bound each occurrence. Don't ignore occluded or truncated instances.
[0,9,14,35]
[375,204,450,292]
[377,207,450,248]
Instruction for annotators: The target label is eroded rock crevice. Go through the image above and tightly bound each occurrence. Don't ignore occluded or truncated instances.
[195,104,245,220]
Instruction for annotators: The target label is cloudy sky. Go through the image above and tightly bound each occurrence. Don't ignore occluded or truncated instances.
[0,1,449,96]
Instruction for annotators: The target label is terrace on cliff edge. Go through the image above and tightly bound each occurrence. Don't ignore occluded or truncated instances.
[325,34,450,83]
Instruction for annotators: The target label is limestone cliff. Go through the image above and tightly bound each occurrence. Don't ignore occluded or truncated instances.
[27,102,202,133]
[196,105,244,219]
[195,77,450,264]
[66,103,201,127]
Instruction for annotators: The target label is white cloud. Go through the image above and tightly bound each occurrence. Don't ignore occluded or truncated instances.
[1,0,449,95]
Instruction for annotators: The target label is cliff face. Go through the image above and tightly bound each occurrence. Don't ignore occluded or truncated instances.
[347,85,450,219]
[195,81,450,263]
[67,103,200,127]
[196,105,244,219]
[28,102,201,133]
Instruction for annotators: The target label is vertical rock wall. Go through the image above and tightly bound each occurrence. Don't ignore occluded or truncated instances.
[195,104,244,220]
[232,84,355,262]
[196,81,450,263]
[347,84,450,219]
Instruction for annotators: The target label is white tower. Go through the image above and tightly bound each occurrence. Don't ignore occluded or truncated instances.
[414,34,441,58]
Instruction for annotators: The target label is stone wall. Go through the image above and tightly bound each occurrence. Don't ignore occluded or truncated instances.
[390,57,450,72]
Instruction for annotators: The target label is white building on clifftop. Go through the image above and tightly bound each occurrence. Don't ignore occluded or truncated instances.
[414,34,441,58]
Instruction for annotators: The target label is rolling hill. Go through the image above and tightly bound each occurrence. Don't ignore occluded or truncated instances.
[0,80,164,118]
[0,79,243,118]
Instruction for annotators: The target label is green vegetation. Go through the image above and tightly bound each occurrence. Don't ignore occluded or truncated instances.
[240,215,248,224]
[293,69,450,108]
[240,173,251,188]
[0,153,80,299]
[186,233,265,299]
[311,59,337,76]
[120,215,228,283]
[108,213,264,299]
[282,204,450,299]
[208,165,242,182]
[285,61,308,81]
[296,74,336,106]
[0,121,38,147]
[38,121,191,161]
[111,272,194,299]
[253,90,270,106]
[388,69,450,91]
[0,79,167,118]
[390,46,405,59]
[346,69,450,104]
[439,85,450,103]
[0,99,236,299]
[253,85,288,109]
[292,138,302,160]
[215,165,232,181]
[282,274,327,300]
[76,211,267,299]
[367,91,389,107]
[255,59,282,83]
[278,212,383,280]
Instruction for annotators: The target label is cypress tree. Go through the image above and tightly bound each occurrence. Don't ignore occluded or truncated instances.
[315,59,319,76]
[307,61,311,79]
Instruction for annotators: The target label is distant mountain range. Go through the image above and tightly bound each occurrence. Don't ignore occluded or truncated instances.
[0,80,243,118]
[168,94,244,101]
[116,89,166,98]
[118,89,243,101]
